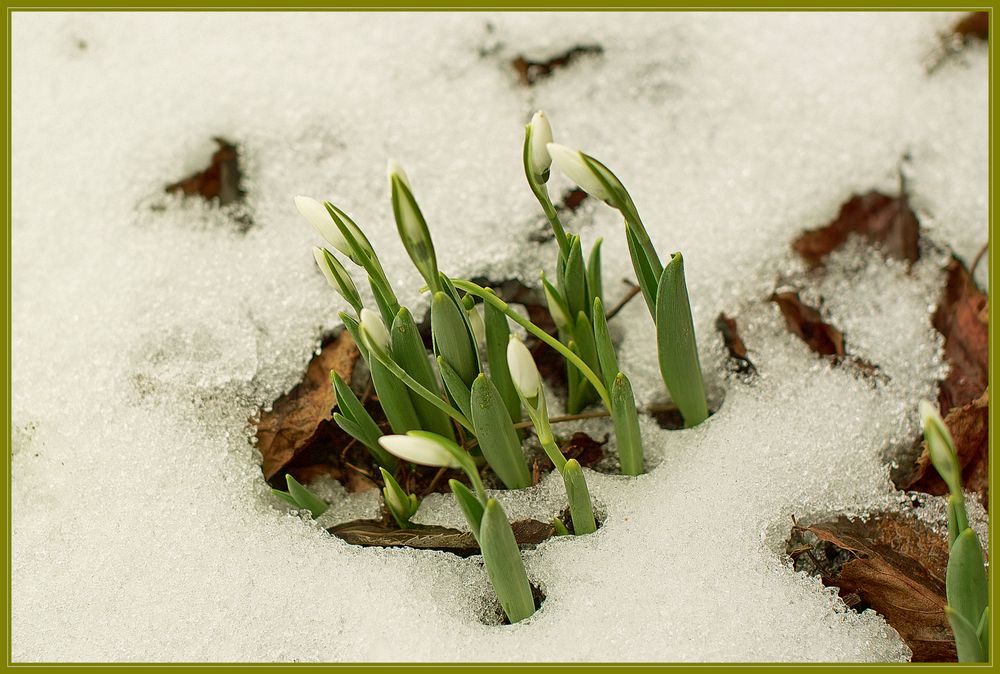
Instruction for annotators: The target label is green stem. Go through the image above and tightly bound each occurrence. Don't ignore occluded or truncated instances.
[367,344,475,433]
[450,280,612,410]
[524,128,570,255]
[540,437,567,472]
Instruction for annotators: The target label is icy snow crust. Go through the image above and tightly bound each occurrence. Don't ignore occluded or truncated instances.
[10,11,987,662]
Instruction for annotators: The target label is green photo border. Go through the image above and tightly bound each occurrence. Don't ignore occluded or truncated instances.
[2,2,994,671]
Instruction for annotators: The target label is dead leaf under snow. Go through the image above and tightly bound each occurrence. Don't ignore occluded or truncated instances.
[256,331,361,480]
[795,513,955,662]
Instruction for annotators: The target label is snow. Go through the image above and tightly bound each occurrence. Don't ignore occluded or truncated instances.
[10,11,987,662]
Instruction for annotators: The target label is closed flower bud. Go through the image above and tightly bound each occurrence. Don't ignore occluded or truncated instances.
[546,143,612,202]
[359,307,391,352]
[529,111,554,176]
[506,337,540,398]
[295,195,352,257]
[378,432,462,468]
[312,246,362,312]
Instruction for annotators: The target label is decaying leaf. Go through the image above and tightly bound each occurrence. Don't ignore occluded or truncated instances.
[953,12,988,41]
[559,188,589,214]
[900,390,989,508]
[794,513,956,662]
[256,331,361,480]
[715,312,756,375]
[792,191,920,267]
[933,258,988,415]
[511,44,603,85]
[328,518,555,557]
[770,291,845,358]
[166,137,245,206]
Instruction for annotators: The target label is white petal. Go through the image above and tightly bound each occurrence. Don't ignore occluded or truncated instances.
[506,337,540,398]
[529,111,553,175]
[295,195,350,255]
[359,308,390,351]
[546,143,611,201]
[378,434,460,468]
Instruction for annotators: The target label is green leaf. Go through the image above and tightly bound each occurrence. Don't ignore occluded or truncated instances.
[625,224,659,318]
[947,528,988,631]
[977,606,989,658]
[437,356,473,422]
[592,297,619,392]
[611,372,644,476]
[449,479,485,541]
[484,301,521,424]
[369,274,399,328]
[947,496,961,549]
[479,499,536,624]
[541,273,572,335]
[370,357,421,434]
[561,459,596,535]
[655,253,708,428]
[567,312,601,413]
[391,307,455,440]
[587,238,604,309]
[331,371,394,469]
[562,236,588,321]
[339,312,368,362]
[946,605,986,662]
[470,374,532,490]
[390,176,440,292]
[552,518,570,536]
[285,474,329,518]
[272,489,299,508]
[432,291,480,387]
[380,467,417,529]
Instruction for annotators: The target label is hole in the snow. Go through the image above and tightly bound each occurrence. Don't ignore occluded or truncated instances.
[511,44,604,86]
[648,397,724,430]
[479,582,547,626]
[163,137,253,232]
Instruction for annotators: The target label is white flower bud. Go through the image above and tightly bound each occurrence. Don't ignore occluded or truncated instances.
[529,111,553,176]
[920,399,961,496]
[546,143,612,202]
[359,308,391,352]
[295,195,351,257]
[378,433,461,468]
[506,337,540,398]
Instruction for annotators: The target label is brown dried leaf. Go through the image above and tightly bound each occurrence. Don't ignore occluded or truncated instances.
[901,390,989,508]
[770,291,845,358]
[934,258,988,415]
[511,45,603,86]
[954,12,988,41]
[328,518,555,557]
[800,514,955,662]
[559,188,589,214]
[715,312,756,375]
[792,191,920,267]
[166,137,245,206]
[256,332,361,480]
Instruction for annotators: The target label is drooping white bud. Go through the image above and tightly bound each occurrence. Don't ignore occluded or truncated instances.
[359,307,391,352]
[546,143,612,202]
[295,195,351,256]
[529,111,554,176]
[378,433,461,468]
[506,337,541,398]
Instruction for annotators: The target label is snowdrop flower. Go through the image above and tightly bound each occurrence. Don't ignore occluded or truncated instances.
[388,160,439,290]
[379,432,462,468]
[545,143,612,202]
[529,111,553,176]
[295,195,351,256]
[359,308,391,352]
[506,337,540,398]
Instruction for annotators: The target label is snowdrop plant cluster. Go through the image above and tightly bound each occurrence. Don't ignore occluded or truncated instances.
[541,118,709,427]
[920,401,989,662]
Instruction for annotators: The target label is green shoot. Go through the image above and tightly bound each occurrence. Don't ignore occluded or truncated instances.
[272,474,328,519]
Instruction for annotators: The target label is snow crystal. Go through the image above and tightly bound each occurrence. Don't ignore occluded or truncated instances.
[11,11,986,662]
